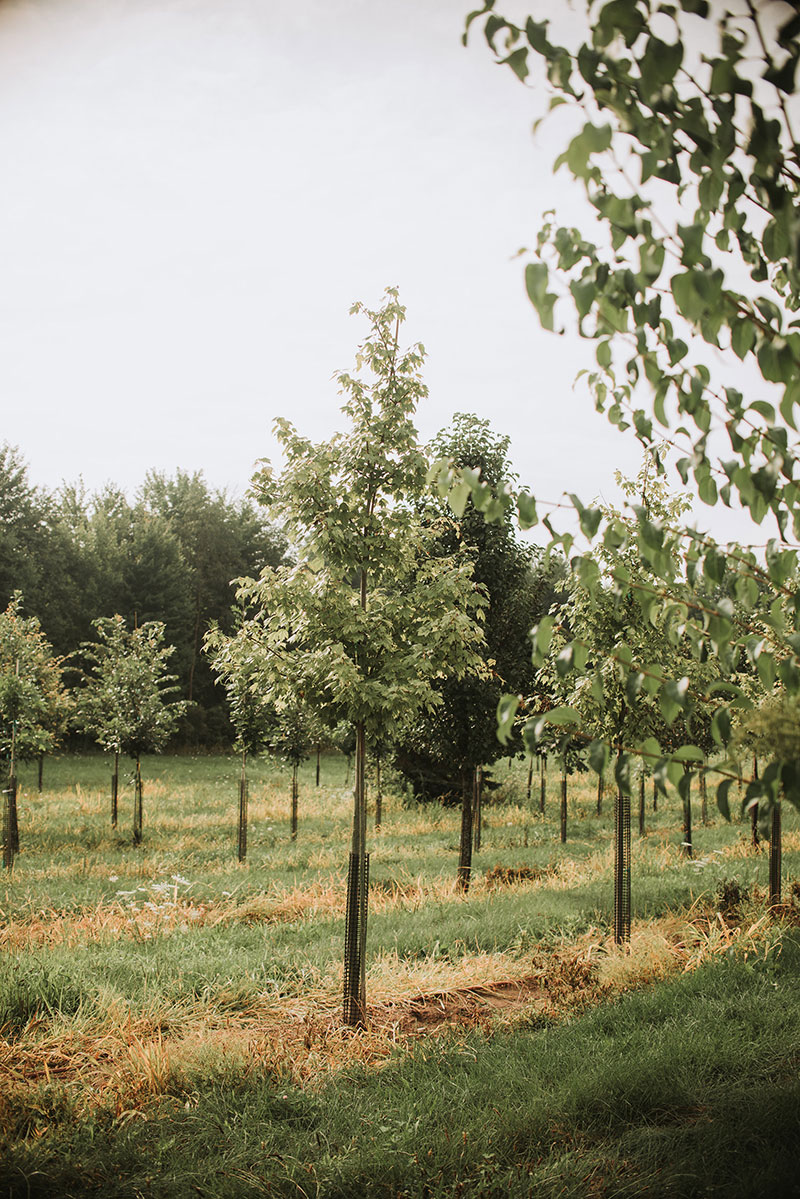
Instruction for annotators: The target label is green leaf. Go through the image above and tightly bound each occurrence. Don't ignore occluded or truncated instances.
[546,705,581,727]
[448,480,471,518]
[716,778,733,821]
[711,705,732,746]
[588,738,609,775]
[532,615,554,661]
[496,693,520,746]
[525,263,557,331]
[614,752,631,795]
[672,744,704,763]
[517,492,538,528]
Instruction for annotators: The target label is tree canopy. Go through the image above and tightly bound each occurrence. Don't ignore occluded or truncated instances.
[437,0,800,825]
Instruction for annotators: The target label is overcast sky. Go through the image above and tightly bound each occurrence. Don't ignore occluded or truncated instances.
[0,0,763,545]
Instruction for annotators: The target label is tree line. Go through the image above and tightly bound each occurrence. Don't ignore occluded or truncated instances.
[0,448,289,744]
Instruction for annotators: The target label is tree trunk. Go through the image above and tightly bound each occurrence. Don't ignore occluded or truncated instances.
[597,771,604,816]
[653,777,657,812]
[8,773,19,856]
[638,770,645,837]
[560,753,567,844]
[111,751,119,828]
[456,766,473,892]
[751,754,760,848]
[8,723,19,857]
[701,756,708,825]
[291,762,299,840]
[682,770,693,858]
[343,718,369,1027]
[38,752,44,794]
[375,753,382,832]
[187,601,201,704]
[614,767,631,944]
[472,766,483,853]
[133,758,143,846]
[316,745,321,787]
[3,772,16,870]
[527,757,533,804]
[539,753,546,814]
[769,802,782,907]
[238,749,248,862]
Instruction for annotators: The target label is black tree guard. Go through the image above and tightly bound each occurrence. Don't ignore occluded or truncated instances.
[770,803,782,907]
[457,767,473,892]
[343,850,369,1026]
[133,758,143,846]
[614,781,631,944]
[238,752,248,862]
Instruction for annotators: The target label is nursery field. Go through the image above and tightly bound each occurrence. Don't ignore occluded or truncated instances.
[2,752,800,1198]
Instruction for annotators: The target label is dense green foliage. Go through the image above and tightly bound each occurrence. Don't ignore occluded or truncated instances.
[0,594,70,765]
[0,451,287,746]
[77,615,187,761]
[394,413,564,801]
[444,0,800,828]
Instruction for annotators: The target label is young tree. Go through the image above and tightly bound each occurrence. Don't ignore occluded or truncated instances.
[238,290,486,1026]
[735,690,800,904]
[393,413,562,888]
[78,615,186,843]
[440,2,800,850]
[206,618,325,856]
[0,594,70,867]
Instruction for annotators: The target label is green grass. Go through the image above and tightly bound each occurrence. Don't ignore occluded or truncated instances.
[2,751,800,1197]
[4,939,800,1197]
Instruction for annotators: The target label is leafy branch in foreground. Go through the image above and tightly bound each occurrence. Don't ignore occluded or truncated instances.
[440,0,800,834]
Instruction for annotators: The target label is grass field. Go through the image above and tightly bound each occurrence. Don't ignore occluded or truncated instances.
[2,751,800,1198]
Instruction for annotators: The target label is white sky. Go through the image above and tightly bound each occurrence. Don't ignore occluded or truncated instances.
[0,0,767,545]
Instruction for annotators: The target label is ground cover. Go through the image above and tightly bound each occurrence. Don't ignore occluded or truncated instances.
[2,752,799,1197]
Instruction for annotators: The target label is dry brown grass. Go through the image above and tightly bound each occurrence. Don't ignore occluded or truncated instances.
[2,902,793,1125]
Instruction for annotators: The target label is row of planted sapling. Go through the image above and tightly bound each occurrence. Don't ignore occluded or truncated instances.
[0,594,71,870]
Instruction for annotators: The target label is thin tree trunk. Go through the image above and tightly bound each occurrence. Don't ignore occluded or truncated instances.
[187,602,201,704]
[540,753,547,814]
[343,556,371,1028]
[8,773,19,856]
[38,752,43,794]
[653,777,657,812]
[343,718,368,1027]
[111,751,119,828]
[614,757,631,944]
[133,757,143,846]
[375,752,382,831]
[560,753,567,844]
[8,715,19,856]
[751,754,760,848]
[457,766,473,892]
[769,802,782,907]
[291,762,299,840]
[238,749,247,862]
[682,770,693,858]
[527,757,533,804]
[473,765,482,853]
[597,771,604,816]
[316,745,321,787]
[638,770,645,837]
[701,755,708,825]
[3,771,16,870]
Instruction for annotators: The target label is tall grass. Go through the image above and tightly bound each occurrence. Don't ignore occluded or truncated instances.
[2,751,799,1196]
